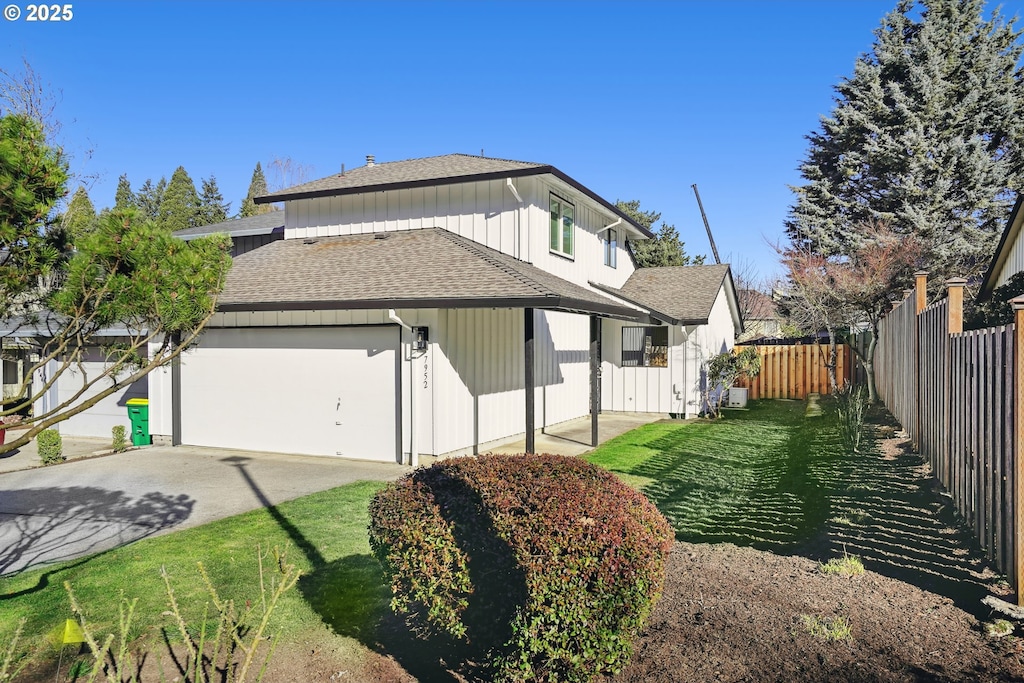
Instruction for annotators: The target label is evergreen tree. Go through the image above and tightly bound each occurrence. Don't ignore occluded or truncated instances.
[616,199,705,268]
[63,186,97,238]
[786,0,1024,284]
[158,166,200,232]
[240,162,272,217]
[136,177,166,221]
[198,175,230,226]
[114,174,135,211]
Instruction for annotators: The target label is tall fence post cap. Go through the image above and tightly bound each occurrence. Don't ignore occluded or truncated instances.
[945,277,969,286]
[914,270,930,277]
[903,289,914,297]
[1011,295,1024,311]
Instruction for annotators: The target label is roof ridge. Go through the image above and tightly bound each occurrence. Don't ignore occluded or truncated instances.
[431,229,554,298]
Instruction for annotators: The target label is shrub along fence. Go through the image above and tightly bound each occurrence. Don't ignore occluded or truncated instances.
[875,271,1023,601]
[733,343,852,400]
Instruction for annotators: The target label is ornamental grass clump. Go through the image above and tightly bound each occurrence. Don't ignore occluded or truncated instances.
[368,454,674,683]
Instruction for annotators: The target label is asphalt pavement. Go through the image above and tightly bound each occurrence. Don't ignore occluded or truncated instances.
[0,443,407,575]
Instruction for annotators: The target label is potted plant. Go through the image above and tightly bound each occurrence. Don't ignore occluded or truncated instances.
[0,414,23,445]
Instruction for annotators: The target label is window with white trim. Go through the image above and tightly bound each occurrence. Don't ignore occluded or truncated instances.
[622,326,668,368]
[549,194,574,257]
[603,228,617,268]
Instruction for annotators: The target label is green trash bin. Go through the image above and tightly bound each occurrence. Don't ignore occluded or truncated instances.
[126,398,151,446]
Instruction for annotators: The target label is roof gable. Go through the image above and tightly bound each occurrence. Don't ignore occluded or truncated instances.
[978,193,1024,301]
[594,264,741,329]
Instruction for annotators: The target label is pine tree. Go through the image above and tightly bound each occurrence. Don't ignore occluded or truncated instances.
[617,199,705,268]
[240,162,272,218]
[198,175,230,226]
[786,0,1024,284]
[114,174,135,211]
[136,177,166,221]
[63,186,96,238]
[158,166,200,232]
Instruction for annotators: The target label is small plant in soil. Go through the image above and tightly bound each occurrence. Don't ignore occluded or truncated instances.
[111,424,128,453]
[800,614,853,642]
[984,619,1014,639]
[819,554,865,578]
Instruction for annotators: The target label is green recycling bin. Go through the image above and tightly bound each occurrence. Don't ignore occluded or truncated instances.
[126,398,151,446]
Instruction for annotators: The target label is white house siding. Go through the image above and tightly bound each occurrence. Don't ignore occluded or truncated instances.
[600,321,681,415]
[681,286,739,415]
[282,176,635,291]
[994,227,1024,290]
[41,346,147,438]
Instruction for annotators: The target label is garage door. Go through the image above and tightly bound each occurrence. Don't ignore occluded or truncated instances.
[179,326,399,462]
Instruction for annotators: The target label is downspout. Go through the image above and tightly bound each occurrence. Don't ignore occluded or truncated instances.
[506,178,524,260]
[597,217,622,235]
[388,309,417,468]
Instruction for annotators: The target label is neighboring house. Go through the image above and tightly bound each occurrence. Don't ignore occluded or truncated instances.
[173,211,285,257]
[978,194,1024,301]
[134,153,742,464]
[736,288,783,342]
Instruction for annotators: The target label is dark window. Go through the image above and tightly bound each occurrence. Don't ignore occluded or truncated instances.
[549,194,574,256]
[603,228,617,268]
[622,326,668,367]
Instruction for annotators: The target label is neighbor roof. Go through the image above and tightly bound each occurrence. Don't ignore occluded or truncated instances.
[173,211,285,240]
[217,228,651,321]
[593,264,738,328]
[978,193,1023,302]
[255,153,653,238]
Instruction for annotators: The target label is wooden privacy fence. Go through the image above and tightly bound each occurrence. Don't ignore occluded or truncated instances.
[875,272,1024,600]
[734,343,852,400]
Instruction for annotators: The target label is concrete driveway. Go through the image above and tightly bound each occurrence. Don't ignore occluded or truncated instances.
[0,444,407,576]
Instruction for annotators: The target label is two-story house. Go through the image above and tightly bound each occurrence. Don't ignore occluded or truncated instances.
[147,154,741,463]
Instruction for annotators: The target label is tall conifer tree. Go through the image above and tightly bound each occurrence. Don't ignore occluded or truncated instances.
[240,162,271,217]
[159,166,200,232]
[136,177,166,221]
[63,186,96,238]
[786,0,1024,284]
[198,175,230,226]
[114,174,135,211]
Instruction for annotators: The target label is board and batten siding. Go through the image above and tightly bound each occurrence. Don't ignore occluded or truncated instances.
[993,228,1024,290]
[600,283,738,418]
[282,175,635,290]
[152,306,594,458]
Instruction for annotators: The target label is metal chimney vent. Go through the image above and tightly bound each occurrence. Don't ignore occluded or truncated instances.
[366,154,375,167]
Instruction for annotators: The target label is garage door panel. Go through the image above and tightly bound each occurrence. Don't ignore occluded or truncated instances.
[180,327,398,461]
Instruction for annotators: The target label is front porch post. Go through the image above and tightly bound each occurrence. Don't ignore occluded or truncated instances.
[590,315,600,447]
[525,308,535,454]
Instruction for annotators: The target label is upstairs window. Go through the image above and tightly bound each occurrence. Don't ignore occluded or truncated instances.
[549,195,574,257]
[622,326,668,368]
[603,228,617,268]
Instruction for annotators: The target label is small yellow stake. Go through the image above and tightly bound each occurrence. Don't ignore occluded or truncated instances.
[60,619,84,645]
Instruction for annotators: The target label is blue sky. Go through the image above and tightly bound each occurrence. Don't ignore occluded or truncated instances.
[5,0,1015,279]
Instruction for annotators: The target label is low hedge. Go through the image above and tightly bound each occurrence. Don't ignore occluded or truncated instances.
[368,454,674,682]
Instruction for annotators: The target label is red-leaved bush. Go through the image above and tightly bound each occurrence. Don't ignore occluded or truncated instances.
[368,454,674,682]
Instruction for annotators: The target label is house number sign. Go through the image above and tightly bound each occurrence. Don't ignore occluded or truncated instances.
[423,359,429,389]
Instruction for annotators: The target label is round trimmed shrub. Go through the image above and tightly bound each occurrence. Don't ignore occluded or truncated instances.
[368,453,674,682]
[36,429,64,465]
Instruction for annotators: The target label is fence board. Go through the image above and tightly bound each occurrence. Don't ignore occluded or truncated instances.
[734,343,853,400]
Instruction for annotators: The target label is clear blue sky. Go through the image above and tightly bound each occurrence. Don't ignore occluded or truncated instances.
[5,0,1016,279]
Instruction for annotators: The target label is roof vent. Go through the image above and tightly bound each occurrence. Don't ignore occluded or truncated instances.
[374,233,389,240]
[366,154,375,167]
[303,238,318,245]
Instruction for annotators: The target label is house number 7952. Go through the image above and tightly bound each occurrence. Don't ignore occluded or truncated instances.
[423,360,428,389]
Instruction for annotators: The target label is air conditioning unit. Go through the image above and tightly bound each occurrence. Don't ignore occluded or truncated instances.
[726,387,748,408]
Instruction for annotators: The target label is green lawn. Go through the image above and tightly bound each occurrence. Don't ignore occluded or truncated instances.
[0,480,390,662]
[586,400,845,549]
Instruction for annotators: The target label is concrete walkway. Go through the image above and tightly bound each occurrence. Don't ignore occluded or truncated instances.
[0,443,407,575]
[485,412,664,456]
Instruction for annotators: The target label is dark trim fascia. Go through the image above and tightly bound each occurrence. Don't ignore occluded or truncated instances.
[978,193,1023,302]
[256,166,655,239]
[218,294,650,322]
[178,226,284,242]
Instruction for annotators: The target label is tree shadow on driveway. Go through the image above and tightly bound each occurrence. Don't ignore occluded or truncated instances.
[0,486,194,580]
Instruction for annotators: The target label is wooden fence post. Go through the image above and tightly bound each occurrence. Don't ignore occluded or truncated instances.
[915,271,929,315]
[1013,296,1024,604]
[915,272,928,447]
[947,278,967,335]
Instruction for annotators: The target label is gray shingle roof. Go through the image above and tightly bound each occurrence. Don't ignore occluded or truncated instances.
[253,153,653,238]
[258,154,544,203]
[595,264,734,325]
[217,228,649,320]
[173,211,285,240]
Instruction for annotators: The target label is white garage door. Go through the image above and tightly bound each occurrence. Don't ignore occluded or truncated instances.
[179,326,399,462]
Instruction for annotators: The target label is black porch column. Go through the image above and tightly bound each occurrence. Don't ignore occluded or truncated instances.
[590,315,601,447]
[525,308,535,454]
